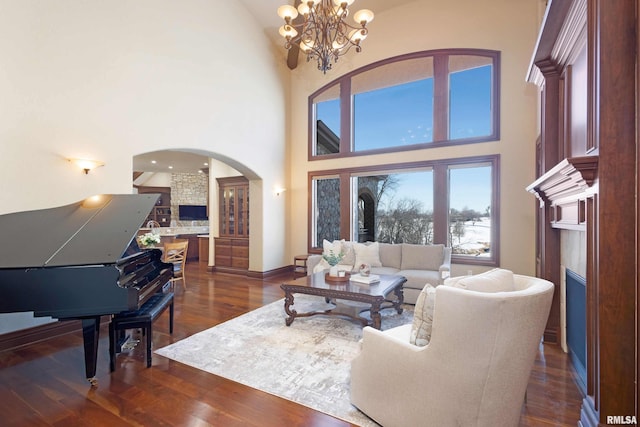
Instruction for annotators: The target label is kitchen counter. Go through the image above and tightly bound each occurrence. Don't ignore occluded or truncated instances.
[139,226,209,237]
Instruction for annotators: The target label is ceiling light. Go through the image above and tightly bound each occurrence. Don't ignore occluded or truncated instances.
[277,0,374,73]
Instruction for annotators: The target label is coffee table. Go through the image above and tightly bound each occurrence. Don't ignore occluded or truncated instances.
[280,272,406,329]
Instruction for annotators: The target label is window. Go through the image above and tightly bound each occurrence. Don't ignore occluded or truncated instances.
[310,49,500,158]
[352,57,434,151]
[309,156,499,266]
[353,169,434,244]
[447,163,493,257]
[313,82,341,155]
[449,55,494,140]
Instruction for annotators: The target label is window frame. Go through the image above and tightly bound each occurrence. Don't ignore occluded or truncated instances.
[307,155,500,267]
[308,48,501,160]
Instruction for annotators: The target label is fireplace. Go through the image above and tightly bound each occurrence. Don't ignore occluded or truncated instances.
[565,268,586,393]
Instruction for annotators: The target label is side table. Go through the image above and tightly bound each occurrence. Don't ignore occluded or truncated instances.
[293,254,309,278]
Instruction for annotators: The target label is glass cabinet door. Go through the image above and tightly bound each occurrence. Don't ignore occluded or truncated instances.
[218,178,249,238]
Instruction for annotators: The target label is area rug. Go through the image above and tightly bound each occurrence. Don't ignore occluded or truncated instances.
[155,295,413,426]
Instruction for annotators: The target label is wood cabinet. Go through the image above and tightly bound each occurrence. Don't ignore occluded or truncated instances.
[218,177,249,238]
[215,177,249,273]
[214,237,249,272]
[198,236,209,265]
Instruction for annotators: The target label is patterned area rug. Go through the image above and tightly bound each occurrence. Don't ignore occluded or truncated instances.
[155,294,413,426]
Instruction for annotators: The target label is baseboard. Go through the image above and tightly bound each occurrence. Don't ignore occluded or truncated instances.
[212,265,292,279]
[543,326,559,344]
[0,317,110,353]
[0,320,80,352]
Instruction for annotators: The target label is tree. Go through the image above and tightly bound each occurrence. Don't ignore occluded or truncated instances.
[376,198,433,244]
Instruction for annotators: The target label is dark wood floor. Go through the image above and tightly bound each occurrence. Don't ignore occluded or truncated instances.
[0,262,583,426]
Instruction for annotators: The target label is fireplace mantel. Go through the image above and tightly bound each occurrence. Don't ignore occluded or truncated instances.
[526,156,598,230]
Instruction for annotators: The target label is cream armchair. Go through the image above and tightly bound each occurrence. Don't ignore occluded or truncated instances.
[350,274,554,427]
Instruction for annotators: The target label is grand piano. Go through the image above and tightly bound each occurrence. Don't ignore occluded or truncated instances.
[0,194,173,386]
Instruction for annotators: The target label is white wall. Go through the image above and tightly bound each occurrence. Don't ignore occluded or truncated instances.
[0,0,290,270]
[287,0,541,276]
[0,0,290,332]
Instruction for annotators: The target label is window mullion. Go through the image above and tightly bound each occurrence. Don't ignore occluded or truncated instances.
[339,172,351,240]
[339,78,352,154]
[433,54,449,142]
[432,163,449,244]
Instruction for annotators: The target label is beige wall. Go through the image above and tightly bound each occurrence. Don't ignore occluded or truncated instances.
[286,0,541,276]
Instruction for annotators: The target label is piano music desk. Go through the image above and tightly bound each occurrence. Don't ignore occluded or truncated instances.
[109,291,175,371]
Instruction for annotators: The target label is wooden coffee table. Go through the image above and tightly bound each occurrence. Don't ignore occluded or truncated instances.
[280,272,406,329]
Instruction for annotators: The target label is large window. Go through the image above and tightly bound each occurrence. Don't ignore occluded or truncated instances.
[309,156,500,266]
[447,163,493,257]
[310,49,500,158]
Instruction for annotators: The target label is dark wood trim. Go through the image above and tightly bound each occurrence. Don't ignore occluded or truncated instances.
[0,318,109,353]
[339,172,351,241]
[339,79,351,154]
[526,156,598,231]
[212,265,291,280]
[433,54,448,142]
[432,163,448,244]
[532,0,638,424]
[537,70,562,344]
[587,0,637,421]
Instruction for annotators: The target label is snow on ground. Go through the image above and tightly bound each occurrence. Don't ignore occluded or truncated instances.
[452,217,491,256]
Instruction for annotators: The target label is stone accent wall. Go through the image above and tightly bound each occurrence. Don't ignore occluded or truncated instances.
[316,178,340,242]
[171,173,209,226]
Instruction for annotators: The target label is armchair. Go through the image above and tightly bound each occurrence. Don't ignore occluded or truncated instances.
[350,274,554,427]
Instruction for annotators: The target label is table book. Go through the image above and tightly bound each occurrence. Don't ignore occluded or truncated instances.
[350,274,380,284]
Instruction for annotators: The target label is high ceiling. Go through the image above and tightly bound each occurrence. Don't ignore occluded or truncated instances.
[133,1,417,175]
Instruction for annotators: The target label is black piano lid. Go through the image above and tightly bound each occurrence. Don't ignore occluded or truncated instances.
[0,194,160,269]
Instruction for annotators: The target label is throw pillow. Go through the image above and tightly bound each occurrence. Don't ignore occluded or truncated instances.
[353,242,382,269]
[340,240,356,266]
[410,284,437,346]
[452,268,515,293]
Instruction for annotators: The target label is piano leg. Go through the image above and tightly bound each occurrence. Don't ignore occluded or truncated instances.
[81,316,101,387]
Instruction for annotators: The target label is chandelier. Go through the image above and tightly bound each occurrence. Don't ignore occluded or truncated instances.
[277,0,374,73]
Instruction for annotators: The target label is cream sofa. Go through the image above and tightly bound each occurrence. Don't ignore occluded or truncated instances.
[307,242,451,304]
[350,272,554,427]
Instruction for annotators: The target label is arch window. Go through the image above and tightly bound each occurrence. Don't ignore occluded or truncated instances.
[310,49,500,158]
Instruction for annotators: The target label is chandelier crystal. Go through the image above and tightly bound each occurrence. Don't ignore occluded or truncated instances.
[277,0,374,73]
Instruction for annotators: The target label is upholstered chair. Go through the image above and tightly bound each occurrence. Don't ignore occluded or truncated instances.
[350,273,554,427]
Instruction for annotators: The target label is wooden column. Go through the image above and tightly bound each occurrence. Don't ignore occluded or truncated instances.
[582,0,637,424]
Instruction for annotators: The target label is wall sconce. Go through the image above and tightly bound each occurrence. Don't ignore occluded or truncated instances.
[69,158,105,174]
[275,187,286,196]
